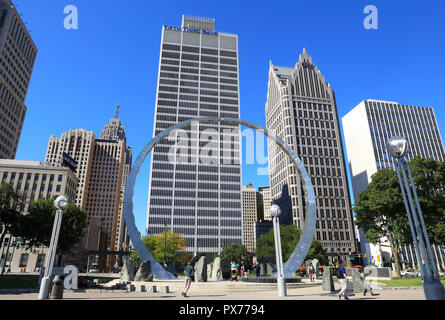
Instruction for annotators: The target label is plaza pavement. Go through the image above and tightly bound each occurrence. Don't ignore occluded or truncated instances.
[0,278,426,300]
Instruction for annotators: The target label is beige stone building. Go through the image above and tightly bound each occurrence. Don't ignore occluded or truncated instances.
[98,106,132,252]
[44,107,131,270]
[0,160,77,272]
[45,129,96,210]
[0,0,37,159]
[242,184,257,253]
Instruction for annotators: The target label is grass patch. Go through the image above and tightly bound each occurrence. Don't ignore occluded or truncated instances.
[0,275,39,289]
[377,277,445,287]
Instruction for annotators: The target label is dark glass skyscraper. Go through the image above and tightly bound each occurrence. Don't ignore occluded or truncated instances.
[265,49,357,260]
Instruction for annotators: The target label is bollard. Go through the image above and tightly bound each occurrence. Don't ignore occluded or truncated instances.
[50,275,65,299]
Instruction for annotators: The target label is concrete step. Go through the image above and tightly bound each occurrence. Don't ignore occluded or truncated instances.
[101,279,321,293]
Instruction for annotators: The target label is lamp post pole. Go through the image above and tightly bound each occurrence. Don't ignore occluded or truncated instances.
[163,224,167,266]
[270,204,286,297]
[387,136,445,300]
[38,196,69,300]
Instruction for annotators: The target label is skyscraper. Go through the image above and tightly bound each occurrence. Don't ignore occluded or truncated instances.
[97,105,132,252]
[45,106,131,268]
[342,99,445,268]
[45,129,96,210]
[0,0,37,159]
[147,16,242,256]
[265,49,356,260]
[257,186,272,221]
[242,184,257,252]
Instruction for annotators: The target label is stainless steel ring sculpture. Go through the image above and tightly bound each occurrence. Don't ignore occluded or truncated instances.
[123,117,317,279]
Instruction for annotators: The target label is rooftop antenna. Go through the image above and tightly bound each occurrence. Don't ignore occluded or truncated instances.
[115,103,120,119]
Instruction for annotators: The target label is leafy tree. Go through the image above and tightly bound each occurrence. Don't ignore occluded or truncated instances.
[306,238,329,265]
[220,243,249,264]
[408,156,445,245]
[0,183,22,247]
[256,225,328,265]
[15,198,87,254]
[131,230,187,266]
[365,228,381,245]
[256,225,302,263]
[354,158,445,276]
[353,168,406,277]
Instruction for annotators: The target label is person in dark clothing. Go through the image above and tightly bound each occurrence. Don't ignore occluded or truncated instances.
[182,261,194,297]
[255,262,261,277]
[337,260,349,300]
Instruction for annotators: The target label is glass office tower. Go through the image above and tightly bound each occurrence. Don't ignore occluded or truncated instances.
[146,16,242,255]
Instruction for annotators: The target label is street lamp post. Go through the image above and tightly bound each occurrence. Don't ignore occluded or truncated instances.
[38,196,69,300]
[387,136,445,300]
[270,204,286,297]
[163,224,167,267]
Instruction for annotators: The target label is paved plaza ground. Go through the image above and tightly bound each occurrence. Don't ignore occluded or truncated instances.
[0,278,426,300]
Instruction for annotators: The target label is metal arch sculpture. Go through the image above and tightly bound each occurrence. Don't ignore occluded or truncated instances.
[123,117,317,279]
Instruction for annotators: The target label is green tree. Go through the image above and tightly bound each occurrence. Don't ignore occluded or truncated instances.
[365,228,381,245]
[353,168,406,277]
[256,225,302,263]
[131,230,187,266]
[306,238,329,265]
[0,183,22,247]
[16,198,87,254]
[354,158,445,276]
[408,156,445,245]
[220,243,249,264]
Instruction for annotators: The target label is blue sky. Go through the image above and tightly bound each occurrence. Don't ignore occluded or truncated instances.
[14,0,445,233]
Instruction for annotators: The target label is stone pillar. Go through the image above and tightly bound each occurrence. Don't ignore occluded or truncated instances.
[194,256,207,282]
[321,266,334,292]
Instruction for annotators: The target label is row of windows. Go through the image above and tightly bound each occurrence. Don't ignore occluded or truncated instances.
[150,179,240,191]
[160,65,238,78]
[162,44,237,58]
[161,58,237,72]
[316,231,351,241]
[161,51,237,65]
[159,78,238,91]
[158,87,238,98]
[160,72,238,85]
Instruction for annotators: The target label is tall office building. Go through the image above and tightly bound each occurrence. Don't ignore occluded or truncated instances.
[147,16,242,255]
[343,100,445,268]
[257,186,272,221]
[265,49,356,259]
[45,107,131,268]
[242,184,257,252]
[0,0,37,159]
[96,105,132,252]
[45,129,96,210]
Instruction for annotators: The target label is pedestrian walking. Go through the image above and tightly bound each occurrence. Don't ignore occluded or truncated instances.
[360,270,375,296]
[255,262,261,278]
[182,261,194,297]
[240,265,246,279]
[308,263,315,282]
[231,261,237,281]
[336,260,349,300]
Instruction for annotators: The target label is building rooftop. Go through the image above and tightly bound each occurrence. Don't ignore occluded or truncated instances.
[0,159,69,171]
[181,15,215,32]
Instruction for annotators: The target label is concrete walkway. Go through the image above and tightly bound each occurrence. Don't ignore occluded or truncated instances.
[0,280,426,300]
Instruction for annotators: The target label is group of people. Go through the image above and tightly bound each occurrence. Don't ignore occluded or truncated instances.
[231,261,247,280]
[181,259,248,297]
